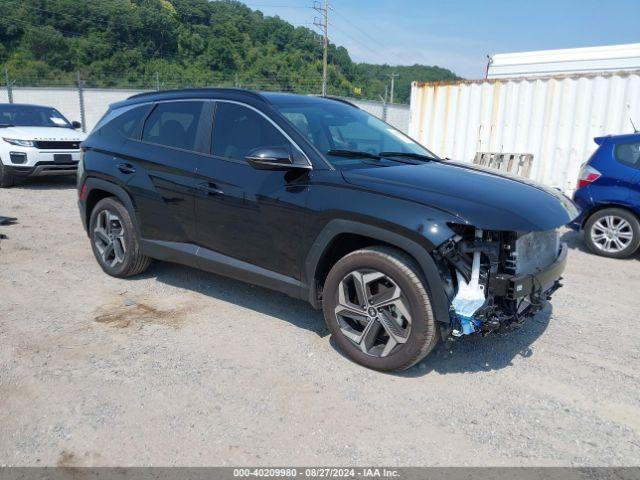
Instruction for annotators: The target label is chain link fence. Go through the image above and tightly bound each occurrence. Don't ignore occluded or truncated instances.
[1,71,410,133]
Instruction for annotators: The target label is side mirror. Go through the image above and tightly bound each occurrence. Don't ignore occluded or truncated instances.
[71,121,82,130]
[245,146,303,170]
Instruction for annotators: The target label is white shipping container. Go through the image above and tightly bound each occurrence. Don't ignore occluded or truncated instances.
[409,71,640,194]
[487,43,640,79]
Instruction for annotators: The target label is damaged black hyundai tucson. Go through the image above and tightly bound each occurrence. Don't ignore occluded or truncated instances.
[77,89,579,372]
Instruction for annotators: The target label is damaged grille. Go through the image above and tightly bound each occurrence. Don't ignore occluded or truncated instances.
[514,230,560,275]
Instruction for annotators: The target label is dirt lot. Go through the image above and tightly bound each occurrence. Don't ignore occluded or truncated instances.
[1,177,640,467]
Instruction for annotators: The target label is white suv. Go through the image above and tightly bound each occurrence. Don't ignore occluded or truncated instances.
[0,103,87,187]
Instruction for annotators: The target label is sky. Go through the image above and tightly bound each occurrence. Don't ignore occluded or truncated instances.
[242,0,640,78]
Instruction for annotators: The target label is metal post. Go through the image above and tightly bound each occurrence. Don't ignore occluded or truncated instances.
[155,71,160,91]
[389,72,399,104]
[76,71,86,133]
[4,68,13,104]
[235,73,239,88]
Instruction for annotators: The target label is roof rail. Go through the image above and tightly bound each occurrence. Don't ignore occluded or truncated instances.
[323,96,359,108]
[126,87,267,102]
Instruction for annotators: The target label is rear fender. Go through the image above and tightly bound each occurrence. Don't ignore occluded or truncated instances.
[82,177,141,239]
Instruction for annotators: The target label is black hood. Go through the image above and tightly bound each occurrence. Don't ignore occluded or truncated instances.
[341,160,579,232]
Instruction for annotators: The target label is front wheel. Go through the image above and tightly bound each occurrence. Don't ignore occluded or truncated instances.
[322,246,439,372]
[89,197,151,277]
[584,208,640,258]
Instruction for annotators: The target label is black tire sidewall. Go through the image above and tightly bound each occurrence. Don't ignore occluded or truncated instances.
[89,198,139,277]
[323,248,438,372]
[0,161,14,188]
[584,208,640,258]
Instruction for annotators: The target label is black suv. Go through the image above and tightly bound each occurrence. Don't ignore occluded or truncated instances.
[78,89,578,371]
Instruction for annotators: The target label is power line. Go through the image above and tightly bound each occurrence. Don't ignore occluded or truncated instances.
[1,14,326,81]
[328,23,385,63]
[1,1,325,81]
[3,16,85,38]
[0,0,155,36]
[330,5,409,67]
[330,7,387,52]
[0,0,313,40]
[0,0,369,95]
[244,3,312,8]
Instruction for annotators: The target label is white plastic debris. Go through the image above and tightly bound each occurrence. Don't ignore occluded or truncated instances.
[452,229,486,335]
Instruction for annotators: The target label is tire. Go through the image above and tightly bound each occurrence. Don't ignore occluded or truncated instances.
[584,208,640,259]
[0,161,15,188]
[322,246,439,372]
[89,197,151,277]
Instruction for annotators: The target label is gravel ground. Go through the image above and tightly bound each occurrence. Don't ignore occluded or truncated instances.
[1,177,639,467]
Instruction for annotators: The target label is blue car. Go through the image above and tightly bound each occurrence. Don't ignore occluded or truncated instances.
[571,133,640,258]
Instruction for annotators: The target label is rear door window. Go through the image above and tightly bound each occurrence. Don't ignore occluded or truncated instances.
[142,101,207,153]
[614,142,640,169]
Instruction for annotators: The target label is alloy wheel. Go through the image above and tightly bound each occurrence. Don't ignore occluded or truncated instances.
[590,215,634,253]
[93,209,127,267]
[334,269,411,357]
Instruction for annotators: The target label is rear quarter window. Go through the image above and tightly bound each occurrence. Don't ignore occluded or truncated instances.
[614,141,640,169]
[94,104,152,141]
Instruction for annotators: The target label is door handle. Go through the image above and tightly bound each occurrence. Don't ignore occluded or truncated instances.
[117,163,136,174]
[196,182,224,195]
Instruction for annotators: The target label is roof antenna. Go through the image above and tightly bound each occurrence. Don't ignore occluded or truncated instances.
[631,117,639,134]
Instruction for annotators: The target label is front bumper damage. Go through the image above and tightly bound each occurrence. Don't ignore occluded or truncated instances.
[489,243,567,300]
[435,227,568,339]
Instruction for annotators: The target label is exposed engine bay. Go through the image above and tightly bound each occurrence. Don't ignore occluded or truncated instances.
[435,225,567,339]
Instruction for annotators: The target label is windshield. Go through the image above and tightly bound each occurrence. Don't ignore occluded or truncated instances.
[276,100,438,169]
[0,104,72,128]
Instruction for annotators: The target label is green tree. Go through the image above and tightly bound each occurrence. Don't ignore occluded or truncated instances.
[0,0,459,101]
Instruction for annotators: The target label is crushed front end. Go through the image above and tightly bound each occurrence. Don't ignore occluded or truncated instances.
[434,225,568,339]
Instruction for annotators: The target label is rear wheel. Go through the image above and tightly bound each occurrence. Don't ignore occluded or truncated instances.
[322,246,439,372]
[584,208,640,258]
[0,161,15,188]
[89,197,151,277]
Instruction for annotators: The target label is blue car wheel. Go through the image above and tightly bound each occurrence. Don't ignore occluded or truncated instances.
[584,208,640,258]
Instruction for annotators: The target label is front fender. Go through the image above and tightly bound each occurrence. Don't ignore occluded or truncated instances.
[304,219,452,326]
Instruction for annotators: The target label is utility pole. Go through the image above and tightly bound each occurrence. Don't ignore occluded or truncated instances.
[314,0,329,96]
[4,68,13,104]
[389,72,399,104]
[380,85,388,122]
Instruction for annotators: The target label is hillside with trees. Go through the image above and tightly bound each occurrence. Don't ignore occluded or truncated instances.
[0,0,459,103]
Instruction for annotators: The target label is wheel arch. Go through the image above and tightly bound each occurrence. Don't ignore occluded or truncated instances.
[83,178,140,238]
[582,203,640,229]
[305,219,452,327]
